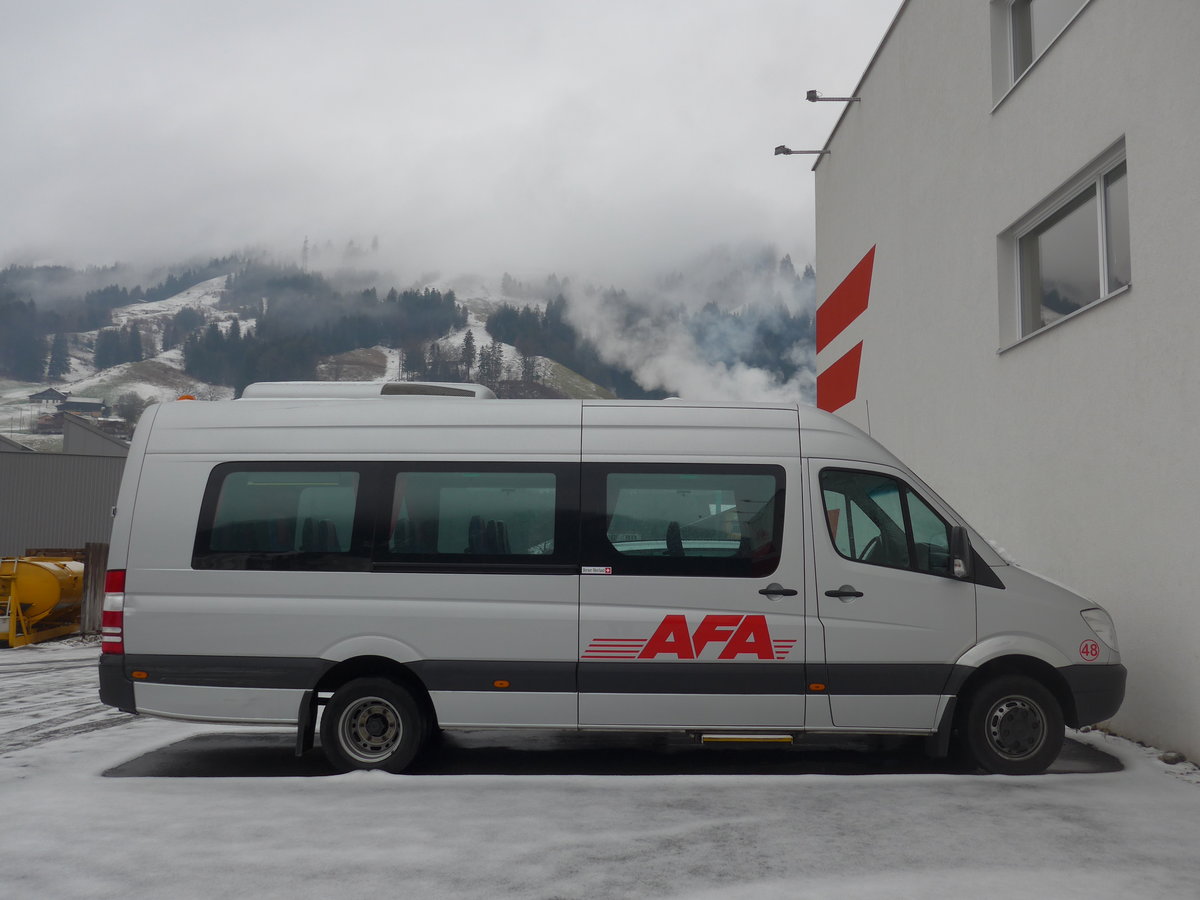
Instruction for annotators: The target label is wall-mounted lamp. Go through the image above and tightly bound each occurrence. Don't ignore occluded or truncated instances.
[806,90,860,102]
[774,145,830,156]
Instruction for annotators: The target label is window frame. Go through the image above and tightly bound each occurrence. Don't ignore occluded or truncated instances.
[1000,141,1130,349]
[581,462,786,579]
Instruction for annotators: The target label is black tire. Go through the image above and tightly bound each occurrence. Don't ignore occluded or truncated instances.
[964,675,1064,775]
[320,677,426,773]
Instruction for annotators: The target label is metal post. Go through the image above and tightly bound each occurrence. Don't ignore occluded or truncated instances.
[81,542,109,635]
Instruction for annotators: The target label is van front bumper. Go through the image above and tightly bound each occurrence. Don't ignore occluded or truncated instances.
[1061,663,1127,727]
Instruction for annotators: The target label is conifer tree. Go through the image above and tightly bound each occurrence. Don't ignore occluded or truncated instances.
[460,330,476,379]
[125,323,145,362]
[94,328,123,370]
[47,333,71,380]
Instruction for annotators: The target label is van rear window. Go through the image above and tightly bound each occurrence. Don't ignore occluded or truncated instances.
[193,465,368,570]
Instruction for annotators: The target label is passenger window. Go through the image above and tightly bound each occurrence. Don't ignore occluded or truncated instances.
[585,465,784,577]
[195,467,365,570]
[384,470,558,560]
[820,469,951,576]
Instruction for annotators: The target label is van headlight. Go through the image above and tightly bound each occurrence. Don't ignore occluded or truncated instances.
[1081,608,1118,651]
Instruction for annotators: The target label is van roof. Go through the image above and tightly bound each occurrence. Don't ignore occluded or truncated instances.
[146,394,900,467]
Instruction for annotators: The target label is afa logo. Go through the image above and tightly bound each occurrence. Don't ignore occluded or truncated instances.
[582,614,797,661]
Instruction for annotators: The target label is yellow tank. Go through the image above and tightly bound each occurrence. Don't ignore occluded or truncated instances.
[0,557,84,647]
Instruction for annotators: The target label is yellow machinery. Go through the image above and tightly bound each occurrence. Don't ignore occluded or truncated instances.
[0,557,84,648]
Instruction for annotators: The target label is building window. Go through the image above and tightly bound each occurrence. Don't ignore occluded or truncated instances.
[990,0,1090,104]
[1016,156,1130,338]
[1010,0,1087,79]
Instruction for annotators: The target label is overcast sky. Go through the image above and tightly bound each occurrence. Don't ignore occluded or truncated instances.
[0,1,900,280]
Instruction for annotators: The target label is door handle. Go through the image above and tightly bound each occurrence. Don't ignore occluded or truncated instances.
[824,585,864,600]
[758,583,798,597]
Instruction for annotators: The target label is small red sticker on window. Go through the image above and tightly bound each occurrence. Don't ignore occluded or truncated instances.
[1079,640,1100,662]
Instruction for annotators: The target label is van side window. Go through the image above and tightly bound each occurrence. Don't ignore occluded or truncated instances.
[373,464,578,573]
[194,466,367,570]
[583,464,784,577]
[386,471,555,557]
[819,468,952,576]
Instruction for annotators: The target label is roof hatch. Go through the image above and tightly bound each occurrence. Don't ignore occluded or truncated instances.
[238,382,497,399]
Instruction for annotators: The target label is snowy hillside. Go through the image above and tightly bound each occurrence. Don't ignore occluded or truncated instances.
[0,271,612,449]
[415,276,612,400]
[0,276,238,447]
[108,274,232,330]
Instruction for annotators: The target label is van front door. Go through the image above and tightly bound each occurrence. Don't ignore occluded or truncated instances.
[577,405,806,731]
[808,462,976,731]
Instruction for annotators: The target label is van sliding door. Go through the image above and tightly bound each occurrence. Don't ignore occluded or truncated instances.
[577,405,806,731]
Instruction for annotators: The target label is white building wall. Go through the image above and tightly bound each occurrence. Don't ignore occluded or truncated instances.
[814,0,1200,758]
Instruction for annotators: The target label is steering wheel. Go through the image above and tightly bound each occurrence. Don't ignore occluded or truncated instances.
[858,535,882,561]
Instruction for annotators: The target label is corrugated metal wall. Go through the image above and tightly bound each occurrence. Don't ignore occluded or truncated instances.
[62,415,129,457]
[0,454,126,557]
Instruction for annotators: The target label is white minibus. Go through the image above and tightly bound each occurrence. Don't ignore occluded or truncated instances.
[99,383,1125,775]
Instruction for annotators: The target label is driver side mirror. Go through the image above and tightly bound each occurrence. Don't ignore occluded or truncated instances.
[950,525,973,580]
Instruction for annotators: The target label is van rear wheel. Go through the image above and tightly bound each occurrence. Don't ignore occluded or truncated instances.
[964,675,1063,775]
[321,678,426,773]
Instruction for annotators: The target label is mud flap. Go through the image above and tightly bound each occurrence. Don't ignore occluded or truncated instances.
[295,690,318,757]
[925,697,957,758]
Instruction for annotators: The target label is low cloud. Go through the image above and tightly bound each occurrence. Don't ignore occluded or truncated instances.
[0,1,900,280]
[566,244,817,402]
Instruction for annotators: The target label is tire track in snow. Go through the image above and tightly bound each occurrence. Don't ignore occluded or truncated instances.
[0,648,138,754]
[0,713,133,755]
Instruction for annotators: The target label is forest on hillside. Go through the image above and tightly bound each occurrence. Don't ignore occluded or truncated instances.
[0,249,814,400]
[0,257,239,381]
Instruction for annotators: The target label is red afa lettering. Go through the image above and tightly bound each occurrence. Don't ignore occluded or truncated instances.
[718,615,775,659]
[636,614,777,660]
[639,615,695,659]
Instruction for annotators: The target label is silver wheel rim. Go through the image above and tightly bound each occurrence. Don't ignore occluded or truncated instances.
[338,695,403,764]
[985,695,1045,760]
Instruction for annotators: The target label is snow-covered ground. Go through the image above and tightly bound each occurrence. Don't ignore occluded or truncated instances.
[3,640,1199,899]
[108,275,231,328]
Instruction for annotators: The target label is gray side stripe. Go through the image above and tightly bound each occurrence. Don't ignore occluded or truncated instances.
[115,655,971,697]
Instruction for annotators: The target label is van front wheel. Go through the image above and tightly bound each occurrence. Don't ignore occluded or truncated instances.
[321,678,426,773]
[964,675,1063,775]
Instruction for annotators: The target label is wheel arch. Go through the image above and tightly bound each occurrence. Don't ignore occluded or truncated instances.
[954,655,1079,728]
[314,655,438,727]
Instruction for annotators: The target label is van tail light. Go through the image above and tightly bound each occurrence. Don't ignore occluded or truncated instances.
[102,569,126,655]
